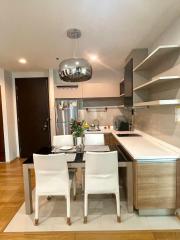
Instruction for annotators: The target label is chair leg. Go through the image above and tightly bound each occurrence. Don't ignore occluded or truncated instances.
[81,169,85,192]
[34,194,39,226]
[73,174,76,200]
[84,193,88,223]
[115,192,121,223]
[66,194,71,225]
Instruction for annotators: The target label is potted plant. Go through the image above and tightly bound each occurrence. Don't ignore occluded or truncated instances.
[71,120,84,145]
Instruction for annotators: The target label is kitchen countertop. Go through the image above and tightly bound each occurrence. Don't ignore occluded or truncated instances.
[113,132,180,161]
[85,127,180,161]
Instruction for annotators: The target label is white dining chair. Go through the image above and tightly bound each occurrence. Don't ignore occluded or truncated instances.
[84,151,121,223]
[84,133,105,146]
[53,134,74,147]
[53,134,76,199]
[81,133,105,190]
[33,153,74,226]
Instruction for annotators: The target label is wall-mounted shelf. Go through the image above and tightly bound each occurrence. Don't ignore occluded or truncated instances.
[83,106,123,112]
[134,99,180,107]
[56,84,78,88]
[133,76,180,91]
[133,45,180,71]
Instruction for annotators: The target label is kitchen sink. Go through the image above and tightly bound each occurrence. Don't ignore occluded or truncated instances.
[116,133,141,137]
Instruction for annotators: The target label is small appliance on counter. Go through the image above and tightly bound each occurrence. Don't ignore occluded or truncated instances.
[113,116,129,131]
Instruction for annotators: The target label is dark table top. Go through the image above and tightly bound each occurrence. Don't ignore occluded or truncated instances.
[23,144,132,164]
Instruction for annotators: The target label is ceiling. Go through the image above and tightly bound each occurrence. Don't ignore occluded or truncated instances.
[0,0,180,72]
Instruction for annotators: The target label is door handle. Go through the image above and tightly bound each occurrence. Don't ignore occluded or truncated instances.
[42,118,49,131]
[43,124,48,131]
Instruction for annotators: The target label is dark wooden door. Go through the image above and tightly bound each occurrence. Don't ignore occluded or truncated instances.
[0,87,5,162]
[15,78,51,157]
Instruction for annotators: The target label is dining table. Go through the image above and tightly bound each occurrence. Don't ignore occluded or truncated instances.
[22,144,133,215]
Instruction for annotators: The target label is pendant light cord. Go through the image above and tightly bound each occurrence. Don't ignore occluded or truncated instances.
[73,38,79,58]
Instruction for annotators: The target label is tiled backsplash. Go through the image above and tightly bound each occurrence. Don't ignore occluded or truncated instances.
[78,108,123,126]
[135,106,180,148]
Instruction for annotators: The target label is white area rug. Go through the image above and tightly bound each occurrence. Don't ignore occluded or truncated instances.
[5,191,180,232]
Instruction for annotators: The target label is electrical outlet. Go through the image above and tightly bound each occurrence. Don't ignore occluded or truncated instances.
[175,106,180,122]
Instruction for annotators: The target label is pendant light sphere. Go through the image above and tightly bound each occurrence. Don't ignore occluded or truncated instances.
[58,58,92,82]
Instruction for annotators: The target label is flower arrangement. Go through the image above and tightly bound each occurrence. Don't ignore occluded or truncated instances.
[71,119,84,138]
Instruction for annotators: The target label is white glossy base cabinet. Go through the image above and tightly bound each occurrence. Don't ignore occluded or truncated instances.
[134,161,176,210]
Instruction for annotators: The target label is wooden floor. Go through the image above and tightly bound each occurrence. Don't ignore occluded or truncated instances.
[0,159,180,240]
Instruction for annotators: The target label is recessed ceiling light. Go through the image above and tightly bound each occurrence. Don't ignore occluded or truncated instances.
[18,58,27,64]
[89,54,98,61]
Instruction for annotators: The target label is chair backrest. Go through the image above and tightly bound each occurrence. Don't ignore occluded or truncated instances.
[84,133,104,145]
[53,135,74,147]
[85,151,118,177]
[33,153,69,185]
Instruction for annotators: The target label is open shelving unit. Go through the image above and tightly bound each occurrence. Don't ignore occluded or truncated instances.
[132,45,180,108]
[133,45,180,71]
[134,99,180,107]
[133,76,180,91]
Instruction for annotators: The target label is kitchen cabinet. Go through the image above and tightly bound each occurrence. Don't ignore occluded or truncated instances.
[110,134,119,145]
[104,133,110,145]
[134,161,176,209]
[176,160,180,209]
[104,133,119,145]
[54,82,120,99]
[82,82,120,98]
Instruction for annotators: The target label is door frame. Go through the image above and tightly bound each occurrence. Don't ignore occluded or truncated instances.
[13,71,56,156]
[0,86,5,162]
[15,77,51,157]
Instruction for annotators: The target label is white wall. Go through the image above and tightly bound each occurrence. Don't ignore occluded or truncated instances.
[150,17,180,51]
[0,68,8,161]
[4,71,17,161]
[0,69,17,162]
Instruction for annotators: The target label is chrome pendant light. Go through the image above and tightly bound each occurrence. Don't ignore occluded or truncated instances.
[58,29,92,82]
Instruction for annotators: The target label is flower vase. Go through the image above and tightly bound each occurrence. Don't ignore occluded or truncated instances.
[76,137,83,146]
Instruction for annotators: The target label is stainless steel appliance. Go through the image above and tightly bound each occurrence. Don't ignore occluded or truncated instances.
[55,99,78,135]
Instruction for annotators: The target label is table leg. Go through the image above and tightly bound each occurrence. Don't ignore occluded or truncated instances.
[126,162,133,213]
[23,164,33,214]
